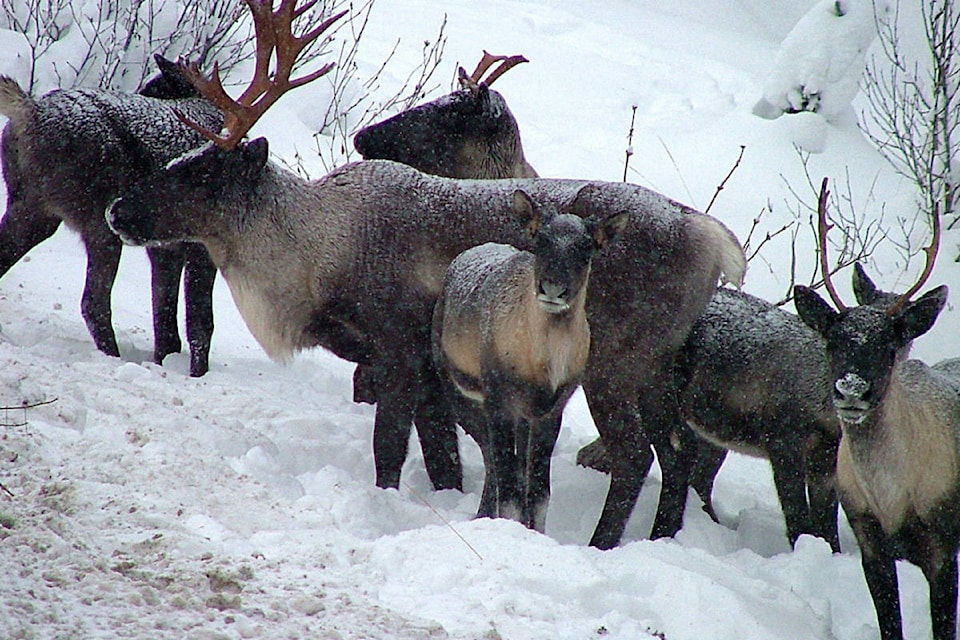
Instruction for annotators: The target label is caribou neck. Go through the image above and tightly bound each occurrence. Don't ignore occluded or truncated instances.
[838,362,960,534]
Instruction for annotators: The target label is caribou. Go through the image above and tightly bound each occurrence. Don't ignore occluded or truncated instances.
[433,189,627,530]
[106,0,745,549]
[0,54,222,377]
[794,181,959,640]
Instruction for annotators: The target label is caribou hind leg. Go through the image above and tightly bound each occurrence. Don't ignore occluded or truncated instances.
[0,201,62,278]
[805,433,840,551]
[689,440,726,523]
[184,243,216,377]
[647,407,698,540]
[413,366,463,491]
[372,381,418,490]
[767,439,815,548]
[80,233,122,357]
[583,376,655,549]
[148,244,186,366]
[372,354,463,491]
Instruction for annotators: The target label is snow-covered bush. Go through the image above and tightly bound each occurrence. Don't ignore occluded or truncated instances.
[753,0,888,123]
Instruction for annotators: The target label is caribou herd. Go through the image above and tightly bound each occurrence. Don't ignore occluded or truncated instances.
[2,2,958,639]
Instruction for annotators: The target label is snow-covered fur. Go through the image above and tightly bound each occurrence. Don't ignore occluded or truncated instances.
[106,139,745,549]
[433,190,627,531]
[351,81,537,406]
[353,82,538,179]
[795,280,960,640]
[577,285,841,549]
[352,82,752,546]
[678,287,841,548]
[0,55,221,376]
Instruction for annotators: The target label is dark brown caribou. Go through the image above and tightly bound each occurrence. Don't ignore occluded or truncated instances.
[0,54,221,377]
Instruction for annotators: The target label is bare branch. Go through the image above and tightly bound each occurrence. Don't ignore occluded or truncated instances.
[622,105,637,183]
[705,145,746,214]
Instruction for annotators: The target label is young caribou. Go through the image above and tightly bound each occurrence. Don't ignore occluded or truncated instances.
[433,190,627,531]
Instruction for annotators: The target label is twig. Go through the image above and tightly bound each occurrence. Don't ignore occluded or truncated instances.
[704,145,746,214]
[0,482,13,499]
[658,136,696,206]
[622,105,637,182]
[746,221,795,263]
[403,480,483,561]
[1,397,58,428]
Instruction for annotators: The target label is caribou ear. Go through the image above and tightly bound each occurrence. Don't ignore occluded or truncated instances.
[590,212,630,250]
[895,285,948,343]
[236,137,270,182]
[852,262,881,305]
[568,183,602,219]
[794,285,839,337]
[154,54,179,78]
[512,189,542,238]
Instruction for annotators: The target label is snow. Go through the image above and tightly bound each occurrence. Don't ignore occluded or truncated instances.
[0,1,955,639]
[753,0,888,123]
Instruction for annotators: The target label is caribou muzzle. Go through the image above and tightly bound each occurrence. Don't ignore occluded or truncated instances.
[536,280,571,313]
[833,372,872,424]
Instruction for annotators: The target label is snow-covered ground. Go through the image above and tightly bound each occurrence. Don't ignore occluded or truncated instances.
[0,1,954,638]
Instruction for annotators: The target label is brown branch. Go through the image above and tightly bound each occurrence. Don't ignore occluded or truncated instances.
[704,145,746,214]
[746,221,795,263]
[622,105,637,182]
[0,398,58,411]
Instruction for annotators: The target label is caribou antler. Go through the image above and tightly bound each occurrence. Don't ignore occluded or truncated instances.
[816,174,941,316]
[816,177,847,311]
[458,50,528,91]
[885,196,941,316]
[175,0,347,150]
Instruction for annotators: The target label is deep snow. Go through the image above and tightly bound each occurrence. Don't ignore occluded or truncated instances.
[1,1,957,639]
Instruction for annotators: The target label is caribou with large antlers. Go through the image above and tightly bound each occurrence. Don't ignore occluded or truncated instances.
[795,179,960,640]
[106,0,746,548]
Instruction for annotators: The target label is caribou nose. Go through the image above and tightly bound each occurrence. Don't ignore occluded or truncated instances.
[538,281,567,301]
[835,372,870,401]
[833,373,872,423]
[536,280,571,313]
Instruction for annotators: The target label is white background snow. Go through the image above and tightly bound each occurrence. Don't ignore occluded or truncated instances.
[0,1,956,638]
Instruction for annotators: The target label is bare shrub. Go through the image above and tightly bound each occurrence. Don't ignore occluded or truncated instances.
[860,0,959,263]
[0,0,251,93]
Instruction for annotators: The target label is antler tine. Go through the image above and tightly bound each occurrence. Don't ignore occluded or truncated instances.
[235,0,279,106]
[267,3,347,92]
[177,0,346,150]
[479,54,528,87]
[174,59,243,149]
[238,1,347,105]
[816,177,848,311]
[886,197,941,316]
[469,50,508,85]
